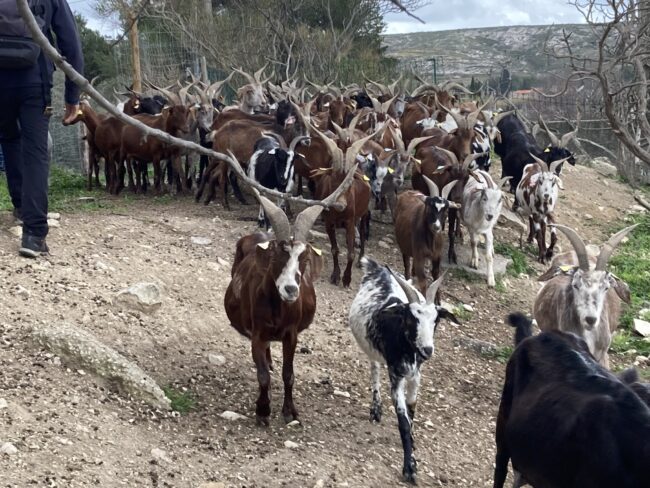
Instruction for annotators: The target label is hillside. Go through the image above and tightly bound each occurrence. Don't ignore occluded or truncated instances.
[382,24,596,78]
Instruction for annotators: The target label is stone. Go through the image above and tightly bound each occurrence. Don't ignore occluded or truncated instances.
[206,262,220,272]
[8,226,22,238]
[114,283,162,315]
[219,410,247,421]
[191,236,212,246]
[199,483,226,488]
[284,440,300,449]
[48,219,60,228]
[584,214,594,221]
[378,241,391,250]
[309,230,328,240]
[208,353,226,366]
[0,399,7,409]
[634,319,650,338]
[424,420,435,428]
[14,285,30,299]
[286,420,301,427]
[462,304,474,312]
[441,242,512,280]
[151,448,171,463]
[0,442,18,455]
[314,480,325,488]
[94,261,109,271]
[634,355,648,367]
[217,257,229,267]
[333,389,350,398]
[630,204,647,213]
[453,337,498,356]
[47,212,61,220]
[32,322,171,410]
[591,157,618,177]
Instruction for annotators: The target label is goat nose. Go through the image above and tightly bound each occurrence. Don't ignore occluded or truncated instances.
[585,316,597,327]
[284,284,298,296]
[421,346,433,359]
[486,214,494,221]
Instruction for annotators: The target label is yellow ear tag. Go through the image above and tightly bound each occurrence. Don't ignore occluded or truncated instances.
[559,265,573,273]
[363,175,370,181]
[544,147,551,153]
[257,241,270,250]
[76,109,84,115]
[413,158,422,165]
[310,245,322,256]
[387,167,395,174]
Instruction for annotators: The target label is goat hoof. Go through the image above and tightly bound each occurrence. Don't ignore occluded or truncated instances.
[282,410,299,424]
[330,273,340,285]
[545,249,555,259]
[255,415,270,427]
[369,404,382,423]
[402,460,418,485]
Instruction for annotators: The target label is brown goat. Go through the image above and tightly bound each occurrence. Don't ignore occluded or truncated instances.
[394,178,459,294]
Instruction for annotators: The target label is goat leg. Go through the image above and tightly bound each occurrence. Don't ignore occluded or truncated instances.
[390,372,417,485]
[230,171,249,205]
[281,333,299,423]
[357,214,369,269]
[448,209,458,264]
[327,221,341,285]
[485,231,496,288]
[545,214,557,261]
[343,220,356,287]
[252,337,272,426]
[370,361,382,422]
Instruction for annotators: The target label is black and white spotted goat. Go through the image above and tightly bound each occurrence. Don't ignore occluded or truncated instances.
[247,134,310,228]
[349,258,459,484]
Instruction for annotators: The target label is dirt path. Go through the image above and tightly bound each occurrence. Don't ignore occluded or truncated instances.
[0,162,644,487]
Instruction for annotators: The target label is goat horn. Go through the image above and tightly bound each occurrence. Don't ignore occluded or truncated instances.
[252,189,292,243]
[441,81,474,94]
[192,85,210,105]
[441,180,458,200]
[369,96,382,113]
[492,110,513,126]
[389,267,420,304]
[293,205,324,244]
[387,75,402,95]
[345,131,379,171]
[462,152,485,171]
[321,163,358,209]
[312,125,345,170]
[467,96,493,128]
[435,146,460,166]
[233,67,257,86]
[498,176,512,190]
[89,76,100,87]
[426,270,447,304]
[439,100,465,129]
[406,135,434,158]
[147,81,181,106]
[330,121,347,143]
[178,80,196,106]
[290,100,311,134]
[560,109,580,148]
[539,115,560,147]
[422,174,440,197]
[390,125,406,155]
[113,87,131,98]
[552,224,590,271]
[529,152,550,172]
[549,157,570,175]
[343,86,360,97]
[289,135,311,152]
[595,224,638,271]
[348,107,371,136]
[253,64,268,83]
[206,72,234,100]
[380,95,398,115]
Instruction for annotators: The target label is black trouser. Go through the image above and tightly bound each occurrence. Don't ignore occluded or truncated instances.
[0,85,51,238]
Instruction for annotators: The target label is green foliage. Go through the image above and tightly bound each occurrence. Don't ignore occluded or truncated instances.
[482,345,514,364]
[452,305,473,322]
[608,213,650,329]
[163,387,197,414]
[610,331,650,357]
[75,14,116,82]
[494,242,534,277]
[450,268,483,283]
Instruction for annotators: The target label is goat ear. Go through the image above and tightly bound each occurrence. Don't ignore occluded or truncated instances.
[255,240,274,269]
[610,275,631,304]
[537,265,567,281]
[437,307,460,326]
[306,245,324,281]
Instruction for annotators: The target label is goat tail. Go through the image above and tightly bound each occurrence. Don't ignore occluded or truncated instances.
[506,312,534,347]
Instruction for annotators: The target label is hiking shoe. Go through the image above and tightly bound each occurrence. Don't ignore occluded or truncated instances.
[19,234,49,258]
[12,207,22,222]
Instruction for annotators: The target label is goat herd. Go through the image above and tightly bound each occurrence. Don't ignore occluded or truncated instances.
[69,70,650,487]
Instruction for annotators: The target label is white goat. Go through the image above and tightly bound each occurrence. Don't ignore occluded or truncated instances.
[461,170,510,287]
[534,224,637,368]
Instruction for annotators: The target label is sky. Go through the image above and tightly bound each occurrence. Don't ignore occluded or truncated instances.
[69,0,586,36]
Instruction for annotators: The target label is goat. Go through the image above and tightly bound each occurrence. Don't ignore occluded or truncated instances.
[493,314,650,488]
[496,113,577,193]
[461,170,510,287]
[224,166,355,425]
[533,224,637,368]
[248,134,310,228]
[349,258,458,485]
[515,154,568,263]
[394,177,458,294]
[232,67,269,114]
[94,116,127,194]
[309,129,376,287]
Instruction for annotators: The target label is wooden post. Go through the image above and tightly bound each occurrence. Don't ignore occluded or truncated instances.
[200,56,208,83]
[128,11,142,92]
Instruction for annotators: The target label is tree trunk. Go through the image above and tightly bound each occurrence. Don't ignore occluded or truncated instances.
[128,12,142,93]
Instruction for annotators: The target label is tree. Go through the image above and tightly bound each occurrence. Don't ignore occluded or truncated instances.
[540,0,650,173]
[75,14,117,81]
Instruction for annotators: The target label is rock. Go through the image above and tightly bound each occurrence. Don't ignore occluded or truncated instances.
[424,420,435,428]
[441,242,511,280]
[208,353,226,366]
[217,257,229,267]
[0,399,7,409]
[378,241,391,250]
[114,283,162,315]
[309,230,328,240]
[591,157,618,177]
[314,480,325,488]
[14,285,30,299]
[94,261,109,271]
[0,442,18,455]
[151,448,171,463]
[440,300,455,313]
[634,355,648,367]
[286,420,301,427]
[199,483,226,488]
[634,319,650,338]
[630,204,647,213]
[191,236,212,246]
[284,440,300,449]
[333,389,350,398]
[77,197,95,202]
[48,219,60,228]
[453,337,498,356]
[47,212,61,220]
[462,304,474,312]
[206,262,220,272]
[584,214,594,221]
[32,322,171,410]
[219,410,247,421]
[8,226,22,238]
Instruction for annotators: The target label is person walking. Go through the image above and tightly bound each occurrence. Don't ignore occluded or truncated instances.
[0,0,84,257]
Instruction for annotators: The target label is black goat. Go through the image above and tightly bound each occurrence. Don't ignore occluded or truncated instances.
[248,134,310,229]
[493,313,650,488]
[495,114,575,194]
